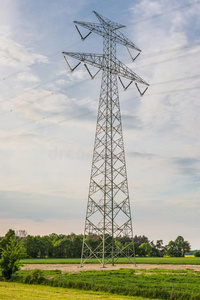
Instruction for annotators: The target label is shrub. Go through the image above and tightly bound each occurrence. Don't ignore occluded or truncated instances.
[30,269,43,281]
[194,251,200,257]
[0,237,26,280]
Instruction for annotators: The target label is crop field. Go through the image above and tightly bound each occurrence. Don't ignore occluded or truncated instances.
[7,267,200,299]
[20,257,200,265]
[0,282,149,300]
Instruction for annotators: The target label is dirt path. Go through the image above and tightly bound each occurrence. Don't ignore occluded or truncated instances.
[21,264,200,272]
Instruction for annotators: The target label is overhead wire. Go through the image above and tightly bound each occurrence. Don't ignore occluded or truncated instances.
[1,40,200,116]
[0,76,93,120]
[4,79,94,131]
[1,1,200,82]
[125,0,200,27]
[0,45,200,123]
[1,1,200,142]
[2,82,200,143]
[150,74,200,87]
[132,49,200,70]
[0,8,95,80]
[140,41,200,59]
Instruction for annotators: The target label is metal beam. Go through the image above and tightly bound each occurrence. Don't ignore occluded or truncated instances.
[63,51,149,85]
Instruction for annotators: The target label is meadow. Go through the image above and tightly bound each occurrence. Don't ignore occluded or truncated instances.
[0,282,149,300]
[20,256,200,265]
[5,267,200,299]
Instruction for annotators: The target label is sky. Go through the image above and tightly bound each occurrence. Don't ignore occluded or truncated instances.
[0,0,200,249]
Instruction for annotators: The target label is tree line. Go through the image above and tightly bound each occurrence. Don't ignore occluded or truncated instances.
[0,229,193,259]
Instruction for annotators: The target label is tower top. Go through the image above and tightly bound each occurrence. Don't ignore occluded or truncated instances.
[74,11,141,51]
[93,11,125,30]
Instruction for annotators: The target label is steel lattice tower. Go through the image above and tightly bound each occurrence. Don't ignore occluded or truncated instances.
[63,11,149,267]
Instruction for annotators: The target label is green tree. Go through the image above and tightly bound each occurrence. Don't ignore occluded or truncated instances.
[87,235,102,254]
[41,236,54,258]
[166,236,191,257]
[166,240,177,257]
[53,238,72,258]
[138,242,152,257]
[133,242,139,256]
[0,236,26,280]
[134,235,149,246]
[0,229,16,257]
[149,241,159,257]
[71,235,83,258]
[23,235,38,258]
[155,240,166,257]
[193,251,200,257]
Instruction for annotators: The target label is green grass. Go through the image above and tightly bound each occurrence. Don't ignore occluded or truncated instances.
[20,256,200,265]
[8,268,200,299]
[60,268,200,295]
[0,282,151,299]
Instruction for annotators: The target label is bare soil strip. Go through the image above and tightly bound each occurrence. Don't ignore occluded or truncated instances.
[21,264,200,272]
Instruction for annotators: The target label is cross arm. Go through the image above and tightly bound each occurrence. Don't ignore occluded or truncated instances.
[74,21,141,51]
[63,52,104,69]
[62,51,149,86]
[116,59,149,85]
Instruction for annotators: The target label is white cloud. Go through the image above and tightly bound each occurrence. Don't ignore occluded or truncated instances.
[0,35,48,69]
[0,0,199,248]
[16,72,40,82]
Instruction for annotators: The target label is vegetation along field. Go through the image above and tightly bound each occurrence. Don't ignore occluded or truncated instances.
[1,230,200,299]
[20,257,200,265]
[1,267,199,300]
[0,282,149,300]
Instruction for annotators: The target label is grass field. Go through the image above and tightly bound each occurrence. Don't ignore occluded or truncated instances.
[20,257,200,265]
[0,282,153,299]
[8,267,200,299]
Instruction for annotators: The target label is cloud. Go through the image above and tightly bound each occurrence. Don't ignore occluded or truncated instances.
[0,34,48,70]
[0,190,83,222]
[16,72,40,82]
[172,157,200,176]
[0,0,199,248]
[133,198,200,247]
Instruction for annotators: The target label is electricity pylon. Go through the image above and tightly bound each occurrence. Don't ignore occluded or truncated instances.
[63,11,149,267]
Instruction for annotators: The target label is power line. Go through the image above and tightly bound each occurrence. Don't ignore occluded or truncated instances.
[1,36,199,91]
[0,39,85,82]
[139,41,200,59]
[150,74,200,86]
[1,1,199,82]
[133,49,200,70]
[1,40,199,115]
[1,67,199,123]
[2,84,200,143]
[126,1,200,27]
[0,76,92,120]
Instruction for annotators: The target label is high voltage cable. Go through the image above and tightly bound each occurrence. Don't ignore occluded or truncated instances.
[0,73,65,104]
[133,49,200,70]
[2,84,200,143]
[0,66,199,122]
[139,41,200,59]
[126,0,200,27]
[1,39,199,87]
[0,77,91,119]
[0,37,91,82]
[0,71,87,105]
[0,51,199,120]
[1,1,199,82]
[0,3,199,131]
[1,36,199,82]
[1,40,200,111]
[0,10,95,70]
[151,74,200,86]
